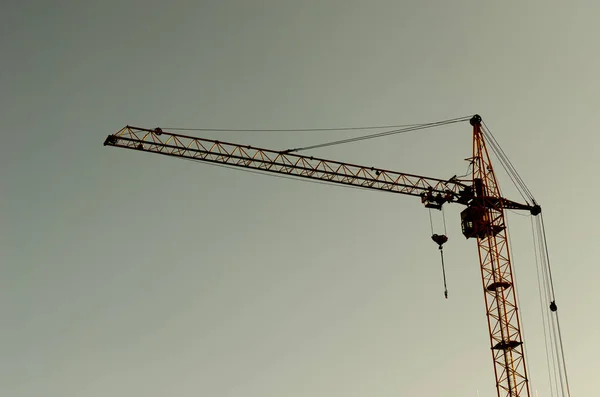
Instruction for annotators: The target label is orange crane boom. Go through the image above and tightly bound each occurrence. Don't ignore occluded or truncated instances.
[104,115,540,397]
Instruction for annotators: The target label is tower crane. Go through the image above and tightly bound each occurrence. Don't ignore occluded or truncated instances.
[103,114,543,397]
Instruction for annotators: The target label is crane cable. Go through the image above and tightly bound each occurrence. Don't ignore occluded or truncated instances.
[284,116,471,153]
[429,208,449,299]
[481,121,536,204]
[531,216,558,397]
[536,214,571,397]
[165,116,470,134]
[163,116,471,155]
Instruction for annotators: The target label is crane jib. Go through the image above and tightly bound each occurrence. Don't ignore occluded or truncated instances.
[105,132,467,203]
[104,128,534,214]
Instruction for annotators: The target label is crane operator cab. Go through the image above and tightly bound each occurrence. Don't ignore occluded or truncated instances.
[460,206,506,240]
[460,178,506,239]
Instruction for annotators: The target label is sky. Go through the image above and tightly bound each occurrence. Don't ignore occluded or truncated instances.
[1,1,599,396]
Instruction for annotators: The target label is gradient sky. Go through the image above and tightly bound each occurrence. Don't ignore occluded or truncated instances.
[2,1,598,396]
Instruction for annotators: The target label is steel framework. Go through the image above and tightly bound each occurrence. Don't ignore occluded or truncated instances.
[469,115,530,396]
[104,115,539,397]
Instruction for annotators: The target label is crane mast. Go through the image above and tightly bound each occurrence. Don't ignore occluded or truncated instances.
[104,115,540,397]
[467,115,534,396]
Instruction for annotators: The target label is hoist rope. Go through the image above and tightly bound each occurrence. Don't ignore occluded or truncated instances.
[428,208,449,299]
[428,208,435,236]
[439,249,448,299]
[441,207,448,299]
[442,206,448,235]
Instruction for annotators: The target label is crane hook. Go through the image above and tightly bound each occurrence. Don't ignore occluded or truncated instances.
[431,233,448,249]
[431,234,449,299]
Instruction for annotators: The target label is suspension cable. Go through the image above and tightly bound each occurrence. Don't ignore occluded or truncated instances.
[554,306,571,396]
[481,122,533,200]
[539,214,571,396]
[163,123,423,132]
[481,121,536,203]
[540,214,557,301]
[285,116,471,153]
[482,121,530,194]
[531,213,572,397]
[532,217,558,397]
[537,217,564,395]
[485,133,530,205]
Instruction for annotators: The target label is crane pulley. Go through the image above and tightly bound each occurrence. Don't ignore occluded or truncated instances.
[103,114,543,397]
